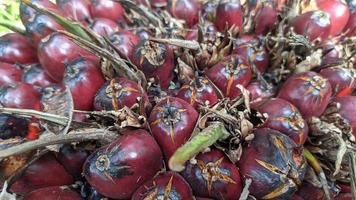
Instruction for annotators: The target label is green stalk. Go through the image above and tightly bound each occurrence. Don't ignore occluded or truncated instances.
[169,122,229,172]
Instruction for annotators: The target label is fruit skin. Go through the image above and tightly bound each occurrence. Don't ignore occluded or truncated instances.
[0,33,38,65]
[132,40,175,89]
[132,171,194,200]
[83,129,163,199]
[23,186,83,200]
[246,81,276,109]
[0,62,23,86]
[176,77,218,109]
[20,0,64,24]
[90,18,120,36]
[0,114,29,139]
[90,0,126,23]
[250,0,278,35]
[22,64,55,88]
[277,71,332,118]
[258,98,309,145]
[0,82,41,110]
[109,31,141,60]
[94,77,148,111]
[168,0,201,28]
[149,97,198,159]
[290,10,331,41]
[234,35,269,73]
[238,128,307,200]
[214,0,243,31]
[206,55,252,99]
[63,57,105,110]
[317,0,350,36]
[25,14,65,46]
[344,11,356,36]
[10,153,74,195]
[56,0,92,25]
[57,144,89,180]
[319,66,356,95]
[331,96,356,136]
[181,149,242,200]
[38,32,99,82]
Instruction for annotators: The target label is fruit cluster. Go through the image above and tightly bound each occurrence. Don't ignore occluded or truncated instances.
[0,0,354,199]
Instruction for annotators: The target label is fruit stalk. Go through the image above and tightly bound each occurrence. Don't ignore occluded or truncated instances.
[169,122,229,172]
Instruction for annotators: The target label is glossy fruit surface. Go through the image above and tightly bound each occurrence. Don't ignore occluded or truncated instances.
[182,149,242,200]
[20,0,64,24]
[246,81,276,109]
[83,129,163,199]
[57,144,88,179]
[319,66,355,95]
[0,33,38,64]
[168,0,201,28]
[176,77,218,109]
[238,128,307,200]
[132,171,193,200]
[206,55,251,99]
[90,0,126,23]
[0,82,41,110]
[344,11,356,36]
[318,0,350,36]
[22,64,55,87]
[258,98,309,145]
[109,31,141,60]
[0,114,29,139]
[291,10,331,41]
[56,0,92,25]
[0,62,23,86]
[63,57,105,110]
[252,1,278,35]
[132,40,174,89]
[94,77,148,111]
[10,153,74,195]
[24,186,83,200]
[90,18,120,36]
[214,0,243,31]
[149,97,198,159]
[38,32,99,82]
[277,71,332,118]
[331,96,356,136]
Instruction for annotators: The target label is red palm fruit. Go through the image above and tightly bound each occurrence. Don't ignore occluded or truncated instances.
[251,0,278,35]
[38,32,99,82]
[0,82,41,110]
[24,186,83,200]
[20,0,64,24]
[83,129,163,199]
[22,64,55,88]
[176,77,218,109]
[339,182,352,193]
[90,0,126,23]
[320,39,344,65]
[25,14,65,46]
[168,0,201,28]
[195,198,214,200]
[294,181,334,200]
[132,172,193,200]
[331,96,356,136]
[317,0,350,36]
[57,144,88,179]
[0,62,23,86]
[10,153,74,195]
[246,81,276,109]
[344,11,356,36]
[201,1,218,22]
[132,40,174,89]
[234,35,269,72]
[206,55,252,99]
[335,193,353,200]
[63,57,105,110]
[109,31,141,60]
[290,10,331,41]
[0,33,38,65]
[0,114,29,139]
[238,128,307,200]
[258,98,309,145]
[56,0,92,25]
[319,66,356,95]
[214,0,243,32]
[277,71,332,118]
[149,97,198,159]
[181,149,242,200]
[94,77,148,111]
[90,18,120,36]
[290,194,304,200]
[185,24,217,41]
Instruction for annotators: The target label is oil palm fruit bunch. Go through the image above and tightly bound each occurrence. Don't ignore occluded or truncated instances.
[0,0,354,199]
